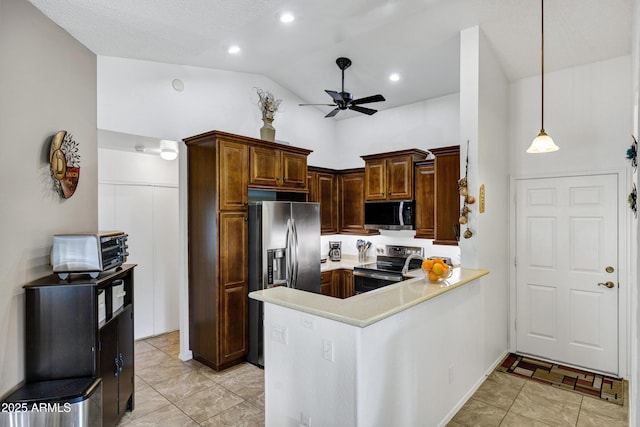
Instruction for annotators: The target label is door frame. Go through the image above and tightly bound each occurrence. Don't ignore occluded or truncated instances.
[508,169,631,378]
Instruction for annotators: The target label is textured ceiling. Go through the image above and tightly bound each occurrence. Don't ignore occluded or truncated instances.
[29,0,632,117]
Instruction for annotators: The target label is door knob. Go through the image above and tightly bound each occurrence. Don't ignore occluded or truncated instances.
[597,281,615,289]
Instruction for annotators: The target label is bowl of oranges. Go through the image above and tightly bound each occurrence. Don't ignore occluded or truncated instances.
[422,258,453,282]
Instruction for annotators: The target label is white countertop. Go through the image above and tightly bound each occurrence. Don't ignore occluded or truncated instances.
[320,254,372,272]
[250,267,489,327]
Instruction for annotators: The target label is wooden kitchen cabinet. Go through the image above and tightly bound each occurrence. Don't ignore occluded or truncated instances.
[320,270,338,297]
[186,132,249,371]
[362,149,428,201]
[338,169,378,235]
[185,131,312,371]
[414,159,435,239]
[219,140,249,211]
[308,166,338,234]
[249,146,307,191]
[339,269,354,299]
[430,146,460,245]
[24,265,136,427]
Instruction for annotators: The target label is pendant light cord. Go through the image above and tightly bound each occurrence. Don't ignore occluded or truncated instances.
[540,0,545,132]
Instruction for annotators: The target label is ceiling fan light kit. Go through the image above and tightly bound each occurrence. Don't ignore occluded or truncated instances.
[299,57,386,118]
[527,0,559,154]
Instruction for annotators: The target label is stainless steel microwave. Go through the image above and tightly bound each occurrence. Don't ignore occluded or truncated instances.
[364,201,415,230]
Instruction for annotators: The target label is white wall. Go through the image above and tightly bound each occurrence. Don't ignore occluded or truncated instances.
[510,56,632,176]
[97,56,336,166]
[327,94,460,169]
[98,148,180,339]
[0,0,97,397]
[458,24,511,388]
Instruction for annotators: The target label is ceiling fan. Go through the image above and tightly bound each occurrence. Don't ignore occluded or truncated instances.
[299,57,386,118]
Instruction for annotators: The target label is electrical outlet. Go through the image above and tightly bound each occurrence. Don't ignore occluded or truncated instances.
[271,324,288,344]
[301,315,314,329]
[322,339,334,362]
[299,412,311,427]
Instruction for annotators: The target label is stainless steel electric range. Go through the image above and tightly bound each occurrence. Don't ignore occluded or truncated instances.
[353,245,424,294]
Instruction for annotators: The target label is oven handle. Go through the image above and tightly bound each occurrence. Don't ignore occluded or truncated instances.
[353,270,403,282]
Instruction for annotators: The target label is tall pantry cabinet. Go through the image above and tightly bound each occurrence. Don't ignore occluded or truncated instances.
[184,130,311,371]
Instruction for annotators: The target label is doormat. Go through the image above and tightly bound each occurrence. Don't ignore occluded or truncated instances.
[496,353,624,405]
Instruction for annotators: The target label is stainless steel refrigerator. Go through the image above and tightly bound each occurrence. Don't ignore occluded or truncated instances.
[247,201,321,367]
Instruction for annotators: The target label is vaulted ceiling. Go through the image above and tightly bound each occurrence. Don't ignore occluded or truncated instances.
[29,0,632,115]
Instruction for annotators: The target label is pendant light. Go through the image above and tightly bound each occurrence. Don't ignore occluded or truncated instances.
[527,0,559,153]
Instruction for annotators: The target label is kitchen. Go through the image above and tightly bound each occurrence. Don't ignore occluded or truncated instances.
[1,0,638,426]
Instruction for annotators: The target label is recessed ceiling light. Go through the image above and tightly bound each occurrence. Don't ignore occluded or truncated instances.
[389,73,400,82]
[280,12,295,23]
[228,45,241,54]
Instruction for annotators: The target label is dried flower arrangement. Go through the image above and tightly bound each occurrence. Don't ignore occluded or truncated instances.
[255,88,282,120]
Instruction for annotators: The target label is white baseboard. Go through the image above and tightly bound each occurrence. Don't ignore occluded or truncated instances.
[437,349,510,427]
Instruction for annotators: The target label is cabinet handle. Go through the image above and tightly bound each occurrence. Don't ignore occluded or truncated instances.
[283,176,287,182]
[114,356,120,378]
[244,216,248,222]
[381,192,385,195]
[119,353,124,372]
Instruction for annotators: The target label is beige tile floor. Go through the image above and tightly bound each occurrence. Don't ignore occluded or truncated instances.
[120,331,628,427]
[448,370,629,427]
[117,331,264,426]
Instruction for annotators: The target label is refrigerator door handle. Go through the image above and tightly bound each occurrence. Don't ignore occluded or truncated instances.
[291,219,299,289]
[285,219,293,288]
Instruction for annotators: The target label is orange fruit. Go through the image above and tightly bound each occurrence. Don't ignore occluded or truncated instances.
[441,263,449,272]
[422,259,434,270]
[428,272,439,282]
[433,258,444,265]
[432,263,445,276]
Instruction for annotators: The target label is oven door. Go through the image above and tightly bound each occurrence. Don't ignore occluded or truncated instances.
[353,269,404,294]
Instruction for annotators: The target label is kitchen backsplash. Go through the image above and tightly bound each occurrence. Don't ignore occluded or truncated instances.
[320,231,461,266]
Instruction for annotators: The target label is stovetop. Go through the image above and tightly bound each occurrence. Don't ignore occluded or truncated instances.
[354,245,424,274]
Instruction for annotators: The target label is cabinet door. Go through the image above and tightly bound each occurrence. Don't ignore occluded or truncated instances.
[307,171,318,202]
[281,151,307,189]
[364,159,386,200]
[218,212,249,364]
[219,141,249,210]
[100,320,119,427]
[433,150,460,245]
[117,305,134,415]
[317,173,338,234]
[415,162,435,239]
[387,156,413,200]
[339,172,368,234]
[320,271,333,296]
[340,270,354,299]
[249,146,280,187]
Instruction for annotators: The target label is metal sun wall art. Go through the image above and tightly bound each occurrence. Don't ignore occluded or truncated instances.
[49,130,80,198]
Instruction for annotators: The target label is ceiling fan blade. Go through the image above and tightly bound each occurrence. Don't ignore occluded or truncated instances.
[325,90,344,104]
[325,108,341,118]
[351,94,386,106]
[299,103,337,106]
[349,105,377,115]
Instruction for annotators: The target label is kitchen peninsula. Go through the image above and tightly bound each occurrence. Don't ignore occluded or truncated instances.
[250,267,489,427]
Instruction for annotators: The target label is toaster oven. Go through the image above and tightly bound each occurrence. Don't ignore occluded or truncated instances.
[51,231,129,279]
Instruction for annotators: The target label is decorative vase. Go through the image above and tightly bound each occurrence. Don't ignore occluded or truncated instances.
[260,117,276,142]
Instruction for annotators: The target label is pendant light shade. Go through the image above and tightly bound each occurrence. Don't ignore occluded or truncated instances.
[527,0,559,154]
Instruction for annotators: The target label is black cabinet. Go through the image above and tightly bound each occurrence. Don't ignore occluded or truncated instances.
[24,265,136,427]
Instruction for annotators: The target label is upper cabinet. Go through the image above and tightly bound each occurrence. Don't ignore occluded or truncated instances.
[249,146,308,191]
[414,159,435,239]
[430,146,460,245]
[361,149,428,201]
[308,166,338,234]
[218,140,249,211]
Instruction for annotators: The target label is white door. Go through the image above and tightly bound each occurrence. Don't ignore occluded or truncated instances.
[516,174,619,374]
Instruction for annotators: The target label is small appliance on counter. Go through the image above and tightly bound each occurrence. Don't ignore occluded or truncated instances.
[51,231,129,280]
[328,241,342,262]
